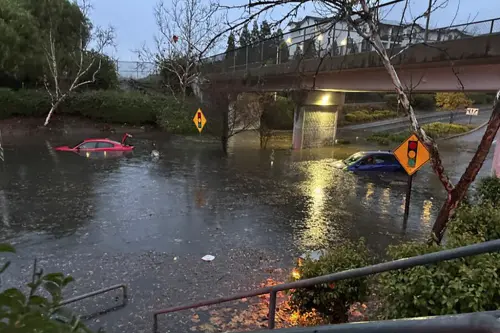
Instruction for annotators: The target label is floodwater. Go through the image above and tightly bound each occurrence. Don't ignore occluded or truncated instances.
[0,128,494,332]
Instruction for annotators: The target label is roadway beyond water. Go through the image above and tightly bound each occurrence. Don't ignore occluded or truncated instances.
[0,128,494,332]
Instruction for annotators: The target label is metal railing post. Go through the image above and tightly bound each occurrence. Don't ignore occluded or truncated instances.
[490,19,495,34]
[268,291,277,329]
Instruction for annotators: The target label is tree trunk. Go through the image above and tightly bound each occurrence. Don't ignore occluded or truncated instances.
[431,96,500,243]
[43,98,64,126]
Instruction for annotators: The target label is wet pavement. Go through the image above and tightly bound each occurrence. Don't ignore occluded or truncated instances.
[0,128,495,332]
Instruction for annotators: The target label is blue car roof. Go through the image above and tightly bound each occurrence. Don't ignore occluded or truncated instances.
[359,151,394,155]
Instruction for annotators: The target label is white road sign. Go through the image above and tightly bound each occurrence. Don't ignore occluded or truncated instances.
[466,108,479,116]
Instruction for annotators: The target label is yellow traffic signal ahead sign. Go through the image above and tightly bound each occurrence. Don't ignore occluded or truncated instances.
[193,108,207,133]
[393,134,430,176]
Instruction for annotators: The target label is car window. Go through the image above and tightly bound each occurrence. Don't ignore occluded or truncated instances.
[344,152,365,165]
[78,142,97,149]
[374,154,398,164]
[96,142,114,148]
[359,155,375,165]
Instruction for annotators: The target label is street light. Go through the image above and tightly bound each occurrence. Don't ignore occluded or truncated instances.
[286,37,292,44]
[317,34,323,41]
[340,38,347,46]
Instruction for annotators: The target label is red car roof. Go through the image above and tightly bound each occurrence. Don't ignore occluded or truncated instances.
[83,138,121,145]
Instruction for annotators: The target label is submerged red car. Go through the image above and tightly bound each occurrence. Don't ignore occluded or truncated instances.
[55,133,134,152]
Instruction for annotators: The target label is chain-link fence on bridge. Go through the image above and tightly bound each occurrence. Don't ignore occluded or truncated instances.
[115,61,157,80]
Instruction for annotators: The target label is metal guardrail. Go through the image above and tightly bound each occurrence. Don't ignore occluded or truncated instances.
[237,311,500,333]
[152,239,500,332]
[59,283,128,307]
[200,17,500,74]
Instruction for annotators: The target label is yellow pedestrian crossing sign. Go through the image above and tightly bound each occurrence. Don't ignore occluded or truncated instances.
[193,108,207,133]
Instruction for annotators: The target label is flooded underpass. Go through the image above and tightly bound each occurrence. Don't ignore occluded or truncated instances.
[0,129,494,332]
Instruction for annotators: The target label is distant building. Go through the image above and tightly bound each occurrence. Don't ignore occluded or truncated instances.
[285,16,471,58]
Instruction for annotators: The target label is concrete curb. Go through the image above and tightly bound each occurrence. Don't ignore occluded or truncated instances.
[440,120,489,141]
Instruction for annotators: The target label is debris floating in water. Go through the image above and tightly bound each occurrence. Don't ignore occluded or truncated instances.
[201,255,215,262]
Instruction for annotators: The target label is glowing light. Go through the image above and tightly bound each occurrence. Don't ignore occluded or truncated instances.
[320,94,330,105]
[292,268,301,280]
[85,152,90,158]
[340,38,347,46]
[286,37,292,44]
[317,34,323,41]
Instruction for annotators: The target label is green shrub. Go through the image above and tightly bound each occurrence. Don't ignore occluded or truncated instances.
[468,93,495,105]
[383,94,436,111]
[289,239,370,323]
[411,94,435,110]
[383,94,398,110]
[262,95,294,130]
[0,244,93,332]
[0,89,197,133]
[475,177,500,206]
[344,110,397,124]
[155,97,199,134]
[422,122,474,138]
[64,90,159,124]
[366,131,409,145]
[343,103,386,113]
[0,88,50,119]
[378,185,500,320]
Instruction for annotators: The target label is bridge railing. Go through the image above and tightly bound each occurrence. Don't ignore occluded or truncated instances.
[200,17,500,75]
[152,239,500,332]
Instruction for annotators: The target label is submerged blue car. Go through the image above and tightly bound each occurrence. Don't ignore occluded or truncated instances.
[334,151,404,173]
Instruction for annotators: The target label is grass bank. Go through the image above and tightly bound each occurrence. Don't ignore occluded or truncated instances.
[367,122,476,145]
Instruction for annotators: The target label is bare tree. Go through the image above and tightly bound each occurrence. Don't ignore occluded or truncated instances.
[213,0,500,244]
[140,0,221,101]
[42,0,115,126]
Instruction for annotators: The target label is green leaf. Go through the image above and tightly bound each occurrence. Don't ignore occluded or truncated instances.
[0,244,15,253]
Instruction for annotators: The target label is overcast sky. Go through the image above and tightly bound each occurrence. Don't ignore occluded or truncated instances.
[89,0,500,61]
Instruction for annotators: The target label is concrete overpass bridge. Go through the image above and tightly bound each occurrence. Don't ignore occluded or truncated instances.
[200,18,500,149]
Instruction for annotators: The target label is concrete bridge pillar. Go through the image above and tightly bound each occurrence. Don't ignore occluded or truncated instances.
[292,91,345,150]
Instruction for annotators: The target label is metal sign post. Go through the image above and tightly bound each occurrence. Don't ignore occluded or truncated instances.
[393,134,431,227]
[466,107,479,124]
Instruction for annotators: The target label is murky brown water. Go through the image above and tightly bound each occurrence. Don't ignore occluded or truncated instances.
[0,129,493,332]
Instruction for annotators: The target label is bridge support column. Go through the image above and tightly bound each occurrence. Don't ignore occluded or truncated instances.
[292,91,344,150]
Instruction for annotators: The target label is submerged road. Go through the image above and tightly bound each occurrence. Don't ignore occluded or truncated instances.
[0,128,494,332]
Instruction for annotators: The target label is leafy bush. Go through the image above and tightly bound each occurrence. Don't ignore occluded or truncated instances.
[0,244,92,332]
[423,122,474,138]
[383,94,436,111]
[383,94,398,110]
[0,89,197,133]
[366,131,409,145]
[289,240,370,323]
[155,97,199,134]
[411,94,435,110]
[475,177,500,206]
[262,95,294,130]
[0,88,50,118]
[368,122,473,145]
[378,178,500,320]
[344,110,397,124]
[343,103,387,113]
[468,93,495,105]
[435,92,472,111]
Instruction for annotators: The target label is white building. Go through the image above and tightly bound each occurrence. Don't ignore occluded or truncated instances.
[284,16,470,58]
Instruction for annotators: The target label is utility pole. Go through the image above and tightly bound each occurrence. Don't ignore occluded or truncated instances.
[424,0,432,42]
